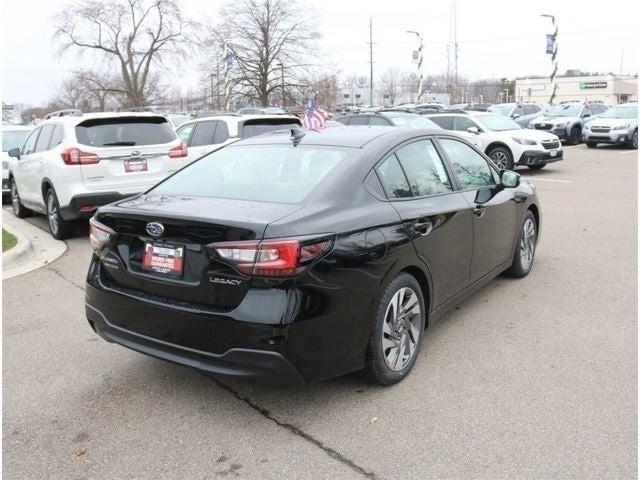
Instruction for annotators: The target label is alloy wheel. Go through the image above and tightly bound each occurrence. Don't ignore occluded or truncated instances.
[46,193,59,236]
[491,151,509,169]
[519,218,536,271]
[633,131,638,149]
[382,287,421,371]
[11,182,20,216]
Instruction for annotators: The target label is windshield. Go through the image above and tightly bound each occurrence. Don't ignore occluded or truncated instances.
[152,144,349,204]
[477,114,521,131]
[544,104,582,117]
[488,104,514,116]
[601,106,637,119]
[385,113,440,129]
[2,129,31,152]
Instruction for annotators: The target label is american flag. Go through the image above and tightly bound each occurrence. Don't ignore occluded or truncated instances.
[302,94,328,130]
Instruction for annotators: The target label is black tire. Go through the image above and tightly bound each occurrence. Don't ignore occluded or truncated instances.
[45,188,74,240]
[527,164,546,170]
[505,210,537,278]
[566,126,581,146]
[2,193,10,205]
[364,273,426,386]
[629,130,638,150]
[487,146,513,170]
[10,178,31,218]
[586,141,598,148]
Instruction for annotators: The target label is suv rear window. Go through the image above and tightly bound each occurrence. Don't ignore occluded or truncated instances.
[152,145,348,204]
[240,118,302,138]
[75,116,176,147]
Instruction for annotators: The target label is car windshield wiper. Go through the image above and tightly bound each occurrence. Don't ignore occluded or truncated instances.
[102,141,136,146]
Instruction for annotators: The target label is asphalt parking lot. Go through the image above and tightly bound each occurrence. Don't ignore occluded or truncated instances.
[2,144,637,479]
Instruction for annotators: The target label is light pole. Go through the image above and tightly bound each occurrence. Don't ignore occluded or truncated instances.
[504,88,509,103]
[406,30,424,102]
[541,14,558,105]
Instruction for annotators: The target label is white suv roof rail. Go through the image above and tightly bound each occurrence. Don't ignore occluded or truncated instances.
[44,109,83,120]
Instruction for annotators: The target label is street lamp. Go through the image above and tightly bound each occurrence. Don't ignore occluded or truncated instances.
[406,30,424,102]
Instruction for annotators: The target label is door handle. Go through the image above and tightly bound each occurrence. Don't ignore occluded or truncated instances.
[473,205,486,218]
[412,220,433,236]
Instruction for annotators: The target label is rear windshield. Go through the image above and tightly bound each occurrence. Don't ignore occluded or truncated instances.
[152,144,349,203]
[240,118,302,138]
[75,117,176,147]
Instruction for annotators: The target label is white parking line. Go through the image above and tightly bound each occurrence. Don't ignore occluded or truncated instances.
[523,177,575,183]
[618,150,637,155]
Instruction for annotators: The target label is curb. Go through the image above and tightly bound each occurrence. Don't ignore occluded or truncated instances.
[2,223,34,269]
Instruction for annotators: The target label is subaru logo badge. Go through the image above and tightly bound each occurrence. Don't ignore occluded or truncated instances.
[146,222,164,237]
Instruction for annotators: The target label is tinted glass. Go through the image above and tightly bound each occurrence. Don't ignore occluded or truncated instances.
[478,114,521,131]
[376,155,412,199]
[370,116,390,126]
[439,138,494,189]
[22,128,40,155]
[2,129,30,152]
[35,125,55,152]
[190,121,217,147]
[241,119,302,137]
[429,115,454,130]
[49,125,65,149]
[152,145,348,204]
[395,140,452,196]
[177,123,195,142]
[453,116,478,131]
[513,106,524,115]
[348,116,370,126]
[523,105,535,115]
[213,121,229,143]
[75,117,176,147]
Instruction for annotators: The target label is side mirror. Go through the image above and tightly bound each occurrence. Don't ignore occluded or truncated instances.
[500,169,520,188]
[8,148,21,159]
[511,113,521,119]
[582,113,591,118]
[466,126,480,134]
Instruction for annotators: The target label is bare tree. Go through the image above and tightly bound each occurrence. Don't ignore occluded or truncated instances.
[54,0,194,106]
[213,0,320,106]
[378,67,402,106]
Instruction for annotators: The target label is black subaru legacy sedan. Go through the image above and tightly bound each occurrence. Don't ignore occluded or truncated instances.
[86,126,540,386]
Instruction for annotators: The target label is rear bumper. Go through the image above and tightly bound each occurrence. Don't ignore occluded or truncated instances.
[86,303,305,385]
[517,149,563,166]
[60,192,140,220]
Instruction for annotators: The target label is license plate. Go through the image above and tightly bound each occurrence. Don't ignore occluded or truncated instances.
[124,159,148,172]
[142,242,184,275]
[550,150,557,157]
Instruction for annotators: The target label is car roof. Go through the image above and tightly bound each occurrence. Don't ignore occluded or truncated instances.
[229,126,446,149]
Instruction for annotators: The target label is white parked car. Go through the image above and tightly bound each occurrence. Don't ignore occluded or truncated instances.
[7,109,187,239]
[424,111,563,170]
[176,113,301,163]
[2,124,33,203]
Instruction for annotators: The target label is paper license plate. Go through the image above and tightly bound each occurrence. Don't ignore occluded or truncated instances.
[549,150,557,157]
[142,243,184,275]
[124,159,148,172]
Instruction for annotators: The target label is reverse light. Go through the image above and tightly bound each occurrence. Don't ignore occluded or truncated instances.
[209,235,334,277]
[169,141,188,158]
[61,148,100,165]
[89,217,115,251]
[511,137,537,145]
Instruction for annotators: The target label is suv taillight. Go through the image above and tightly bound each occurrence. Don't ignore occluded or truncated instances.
[209,235,334,277]
[61,148,100,165]
[90,217,116,251]
[169,141,188,158]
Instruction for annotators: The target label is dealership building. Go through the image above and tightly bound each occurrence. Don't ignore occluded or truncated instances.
[515,74,637,105]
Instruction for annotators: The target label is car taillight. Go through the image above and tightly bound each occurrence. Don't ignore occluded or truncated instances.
[169,141,188,158]
[209,236,333,277]
[61,148,100,165]
[89,217,116,251]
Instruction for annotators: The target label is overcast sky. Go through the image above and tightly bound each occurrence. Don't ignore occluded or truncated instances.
[2,0,638,105]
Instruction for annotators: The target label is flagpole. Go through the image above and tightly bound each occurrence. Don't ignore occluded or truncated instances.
[541,14,558,106]
[406,31,424,103]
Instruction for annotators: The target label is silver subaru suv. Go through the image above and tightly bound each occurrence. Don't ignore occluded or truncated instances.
[582,103,638,149]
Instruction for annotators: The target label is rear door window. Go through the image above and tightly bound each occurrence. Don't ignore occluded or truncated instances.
[190,121,217,147]
[35,125,55,152]
[48,125,65,149]
[75,116,176,147]
[213,121,229,143]
[395,140,452,196]
[453,116,479,131]
[241,118,302,138]
[375,155,412,199]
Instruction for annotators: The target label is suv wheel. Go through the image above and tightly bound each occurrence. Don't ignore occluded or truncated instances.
[45,189,74,240]
[567,126,581,146]
[10,179,31,218]
[505,210,537,278]
[488,146,513,170]
[364,273,426,385]
[630,130,638,150]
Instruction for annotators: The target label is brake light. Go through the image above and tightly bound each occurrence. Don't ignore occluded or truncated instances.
[89,217,116,251]
[169,141,188,158]
[61,148,100,165]
[209,236,333,277]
